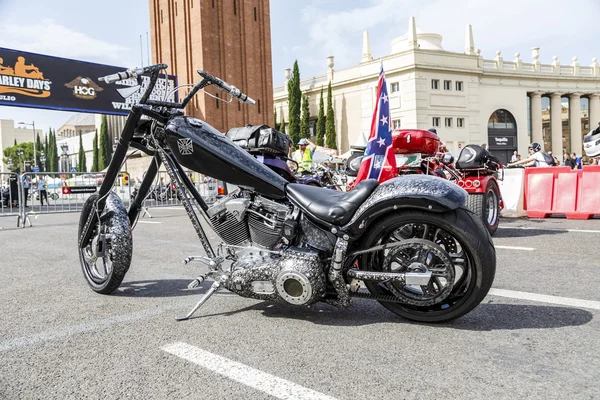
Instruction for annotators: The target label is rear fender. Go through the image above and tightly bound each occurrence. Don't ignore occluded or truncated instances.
[343,175,467,235]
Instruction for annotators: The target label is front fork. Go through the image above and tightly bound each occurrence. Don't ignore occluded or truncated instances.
[79,111,142,248]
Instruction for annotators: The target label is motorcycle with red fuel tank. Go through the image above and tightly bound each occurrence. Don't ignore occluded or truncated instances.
[347,129,503,235]
[76,64,495,323]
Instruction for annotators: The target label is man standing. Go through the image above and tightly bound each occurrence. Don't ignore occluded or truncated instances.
[510,150,518,163]
[38,175,48,206]
[571,152,583,169]
[292,138,316,172]
[22,174,30,207]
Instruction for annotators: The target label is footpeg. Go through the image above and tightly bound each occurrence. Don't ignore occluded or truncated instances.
[187,276,205,289]
[182,255,217,267]
[176,281,221,321]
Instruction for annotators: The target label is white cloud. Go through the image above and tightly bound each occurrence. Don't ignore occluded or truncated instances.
[0,19,132,66]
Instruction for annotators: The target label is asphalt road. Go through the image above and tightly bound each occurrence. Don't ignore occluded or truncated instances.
[1,209,599,399]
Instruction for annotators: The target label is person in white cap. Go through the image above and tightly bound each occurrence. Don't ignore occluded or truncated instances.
[292,138,316,172]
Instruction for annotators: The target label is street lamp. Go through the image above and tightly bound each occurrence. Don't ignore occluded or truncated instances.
[18,121,36,169]
[60,143,69,173]
[40,151,46,173]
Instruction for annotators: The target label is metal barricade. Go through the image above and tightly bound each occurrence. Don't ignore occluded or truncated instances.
[135,170,220,214]
[0,172,24,228]
[21,171,131,227]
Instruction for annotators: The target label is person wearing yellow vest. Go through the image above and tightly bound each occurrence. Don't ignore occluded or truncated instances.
[292,138,316,172]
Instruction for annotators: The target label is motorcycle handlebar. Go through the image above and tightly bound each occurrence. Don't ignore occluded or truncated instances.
[197,70,255,106]
[99,63,168,84]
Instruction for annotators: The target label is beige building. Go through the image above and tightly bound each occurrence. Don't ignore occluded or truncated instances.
[0,119,43,173]
[56,113,96,138]
[274,17,600,165]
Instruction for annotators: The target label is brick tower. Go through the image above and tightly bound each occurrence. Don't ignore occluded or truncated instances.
[149,0,273,132]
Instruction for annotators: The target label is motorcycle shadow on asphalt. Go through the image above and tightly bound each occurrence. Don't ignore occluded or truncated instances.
[112,279,209,298]
[198,297,594,331]
[493,228,565,238]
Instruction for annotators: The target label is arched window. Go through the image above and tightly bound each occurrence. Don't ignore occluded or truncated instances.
[488,109,516,129]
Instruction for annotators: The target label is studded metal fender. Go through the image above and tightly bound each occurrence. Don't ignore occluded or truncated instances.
[343,175,468,235]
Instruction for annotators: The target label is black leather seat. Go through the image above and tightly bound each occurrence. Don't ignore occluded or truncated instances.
[286,180,379,226]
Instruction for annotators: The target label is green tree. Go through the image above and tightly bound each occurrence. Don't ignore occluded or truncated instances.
[78,130,87,172]
[2,142,34,173]
[14,138,17,146]
[98,115,109,170]
[287,60,301,145]
[51,129,59,172]
[35,132,42,168]
[44,135,49,171]
[325,82,336,149]
[316,87,326,146]
[279,116,286,134]
[299,94,310,140]
[273,108,278,128]
[91,129,99,172]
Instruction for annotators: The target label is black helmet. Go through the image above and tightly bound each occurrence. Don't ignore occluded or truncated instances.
[428,128,438,134]
[528,142,541,152]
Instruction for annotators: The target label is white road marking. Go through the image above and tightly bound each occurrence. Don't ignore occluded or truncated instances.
[162,342,338,400]
[489,288,600,311]
[498,226,600,234]
[137,220,162,224]
[495,245,535,251]
[0,308,166,353]
[149,207,186,211]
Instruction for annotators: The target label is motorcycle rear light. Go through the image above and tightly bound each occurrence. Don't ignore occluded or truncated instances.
[473,180,481,188]
[217,187,226,196]
[457,180,464,187]
[464,180,473,188]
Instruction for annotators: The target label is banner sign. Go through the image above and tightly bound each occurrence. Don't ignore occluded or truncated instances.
[0,47,177,115]
[62,186,97,194]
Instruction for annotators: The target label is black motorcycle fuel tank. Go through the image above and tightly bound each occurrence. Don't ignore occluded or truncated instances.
[165,116,288,199]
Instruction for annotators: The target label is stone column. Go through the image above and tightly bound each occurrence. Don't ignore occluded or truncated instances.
[550,93,564,155]
[589,93,600,132]
[530,92,544,148]
[569,93,583,155]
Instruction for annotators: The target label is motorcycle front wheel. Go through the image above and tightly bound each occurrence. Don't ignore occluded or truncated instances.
[358,208,495,323]
[78,193,132,294]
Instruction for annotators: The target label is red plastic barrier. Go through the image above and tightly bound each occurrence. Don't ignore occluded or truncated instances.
[524,166,600,219]
[567,165,600,219]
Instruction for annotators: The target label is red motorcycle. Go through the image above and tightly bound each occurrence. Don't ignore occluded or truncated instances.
[346,129,503,235]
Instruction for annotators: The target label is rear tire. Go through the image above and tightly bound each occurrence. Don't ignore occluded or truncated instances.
[358,208,496,323]
[466,180,500,236]
[78,193,132,294]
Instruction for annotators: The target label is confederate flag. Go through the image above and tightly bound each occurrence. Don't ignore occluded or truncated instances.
[353,63,396,185]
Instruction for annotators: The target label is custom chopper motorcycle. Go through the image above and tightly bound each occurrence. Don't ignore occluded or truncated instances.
[346,129,503,235]
[77,64,496,323]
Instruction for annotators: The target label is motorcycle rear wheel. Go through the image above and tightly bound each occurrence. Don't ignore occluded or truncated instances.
[358,208,495,323]
[78,193,132,294]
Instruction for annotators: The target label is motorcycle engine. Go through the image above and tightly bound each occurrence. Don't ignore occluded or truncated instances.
[225,248,326,305]
[207,192,291,249]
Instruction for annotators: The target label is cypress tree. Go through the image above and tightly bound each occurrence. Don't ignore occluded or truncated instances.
[36,133,42,168]
[44,135,49,171]
[316,88,325,146]
[299,94,310,140]
[274,108,278,128]
[279,116,286,134]
[52,129,59,172]
[287,60,301,145]
[99,115,109,170]
[14,138,17,146]
[92,129,99,172]
[325,82,337,149]
[78,130,87,172]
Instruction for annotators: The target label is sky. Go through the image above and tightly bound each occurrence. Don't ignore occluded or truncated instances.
[0,0,599,134]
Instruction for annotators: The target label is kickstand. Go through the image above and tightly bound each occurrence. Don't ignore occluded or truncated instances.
[176,281,221,321]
